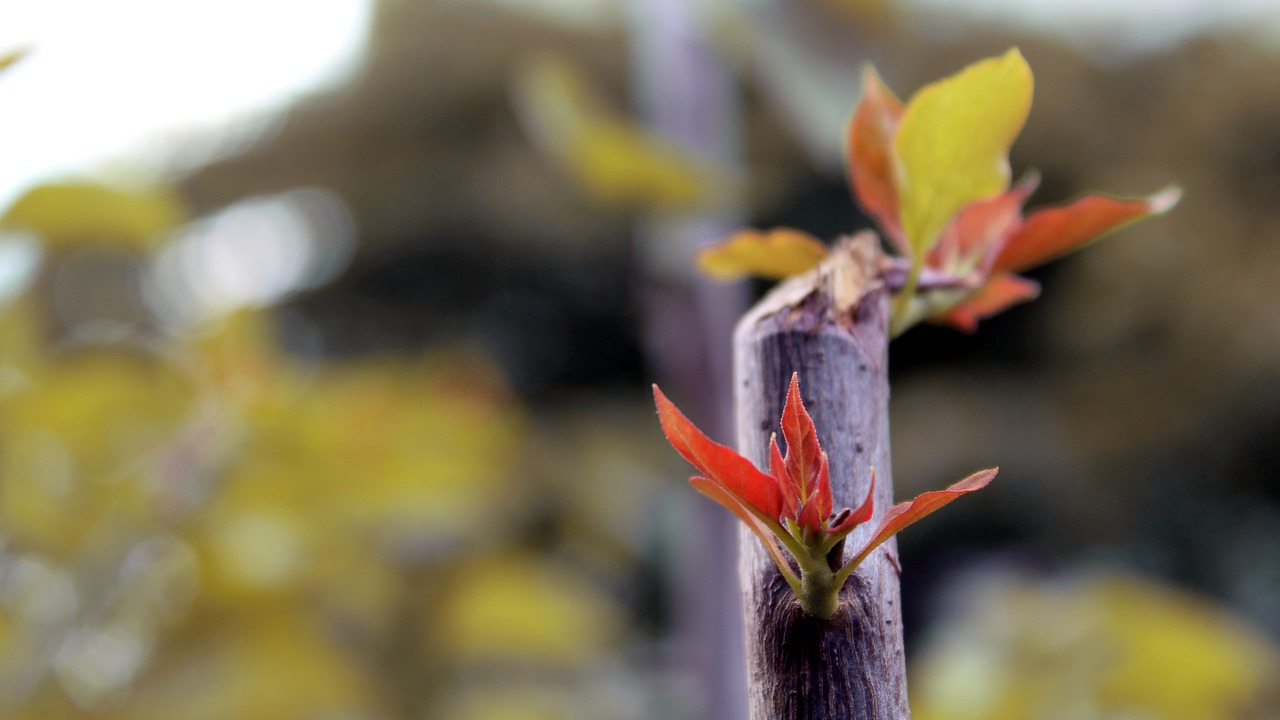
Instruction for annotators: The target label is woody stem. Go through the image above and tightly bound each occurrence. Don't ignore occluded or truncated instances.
[734,234,908,720]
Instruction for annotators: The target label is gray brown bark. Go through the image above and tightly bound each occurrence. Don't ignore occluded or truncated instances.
[733,233,909,720]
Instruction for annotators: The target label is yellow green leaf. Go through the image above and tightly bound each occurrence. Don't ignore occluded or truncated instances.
[894,48,1034,259]
[0,182,187,250]
[696,228,828,281]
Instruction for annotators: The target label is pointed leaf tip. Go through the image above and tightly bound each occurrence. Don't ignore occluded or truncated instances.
[1148,185,1183,215]
[953,467,998,491]
[843,467,997,573]
[780,373,824,512]
[994,185,1180,274]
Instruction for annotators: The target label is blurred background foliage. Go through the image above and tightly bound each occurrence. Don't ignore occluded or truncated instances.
[0,1,1278,719]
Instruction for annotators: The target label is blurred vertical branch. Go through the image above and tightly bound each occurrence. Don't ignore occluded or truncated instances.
[624,1,750,717]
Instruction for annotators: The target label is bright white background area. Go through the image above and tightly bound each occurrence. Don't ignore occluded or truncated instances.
[0,0,1275,323]
[0,0,1275,216]
[0,0,372,211]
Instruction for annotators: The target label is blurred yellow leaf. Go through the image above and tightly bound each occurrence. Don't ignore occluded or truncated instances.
[299,355,526,543]
[440,683,583,720]
[697,228,828,281]
[910,571,1280,720]
[6,350,193,477]
[306,544,405,642]
[513,53,732,211]
[190,310,305,414]
[1096,577,1278,720]
[1,350,194,553]
[0,48,27,75]
[0,428,88,554]
[437,554,622,667]
[123,612,384,720]
[193,440,329,602]
[206,509,313,595]
[895,48,1032,258]
[1,183,187,250]
[0,303,43,377]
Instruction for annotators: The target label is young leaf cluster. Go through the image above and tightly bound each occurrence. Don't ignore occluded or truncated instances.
[654,374,994,619]
[697,48,1180,336]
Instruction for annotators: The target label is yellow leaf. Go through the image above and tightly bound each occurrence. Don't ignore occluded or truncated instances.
[1096,576,1279,720]
[909,571,1280,720]
[696,228,828,281]
[123,612,381,720]
[894,48,1033,258]
[0,182,187,250]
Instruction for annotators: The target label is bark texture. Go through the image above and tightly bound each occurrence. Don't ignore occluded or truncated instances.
[734,232,908,720]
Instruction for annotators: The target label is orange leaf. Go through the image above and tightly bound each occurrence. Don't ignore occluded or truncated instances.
[993,186,1181,274]
[653,385,784,520]
[815,453,833,526]
[696,228,828,281]
[847,66,906,252]
[933,273,1041,333]
[932,172,1039,271]
[845,468,997,571]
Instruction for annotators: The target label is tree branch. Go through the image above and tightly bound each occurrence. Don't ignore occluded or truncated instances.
[734,231,908,720]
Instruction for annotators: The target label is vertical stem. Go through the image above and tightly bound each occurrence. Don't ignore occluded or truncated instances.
[625,2,749,719]
[733,233,908,720]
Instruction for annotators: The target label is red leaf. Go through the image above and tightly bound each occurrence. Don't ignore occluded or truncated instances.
[770,434,798,518]
[933,273,1041,333]
[829,467,876,537]
[847,66,906,253]
[780,373,826,529]
[993,186,1181,274]
[654,385,784,520]
[846,468,997,570]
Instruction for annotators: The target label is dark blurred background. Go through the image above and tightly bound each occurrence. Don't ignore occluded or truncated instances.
[0,1,1278,719]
